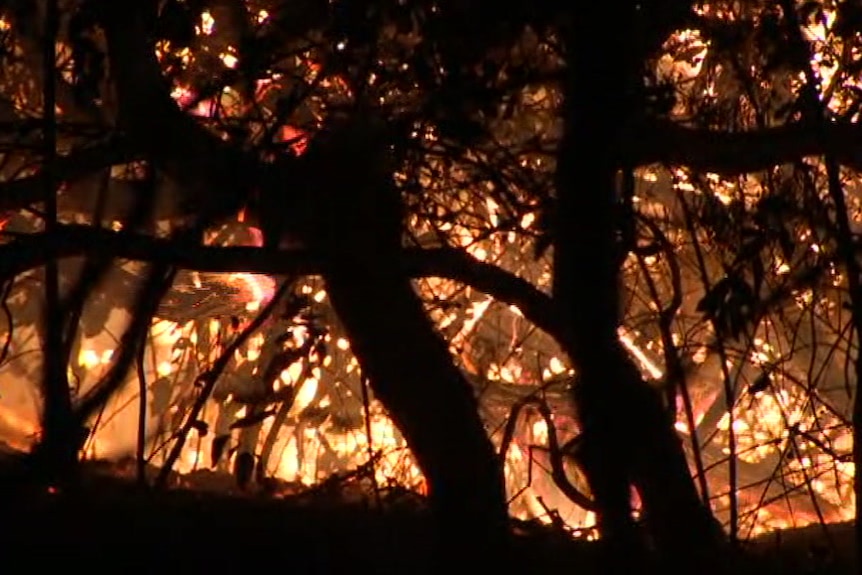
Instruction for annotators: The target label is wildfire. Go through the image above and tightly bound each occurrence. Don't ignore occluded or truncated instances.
[0,3,856,547]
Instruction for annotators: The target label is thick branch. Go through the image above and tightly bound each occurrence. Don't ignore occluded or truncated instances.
[0,225,562,339]
[100,3,258,223]
[0,225,319,277]
[404,248,563,336]
[0,139,135,211]
[634,120,862,174]
[0,222,570,457]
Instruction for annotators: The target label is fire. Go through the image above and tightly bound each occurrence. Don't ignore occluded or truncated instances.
[225,273,276,311]
[0,7,856,548]
[7,214,843,538]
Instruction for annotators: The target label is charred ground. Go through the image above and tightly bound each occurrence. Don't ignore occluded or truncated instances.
[0,453,853,574]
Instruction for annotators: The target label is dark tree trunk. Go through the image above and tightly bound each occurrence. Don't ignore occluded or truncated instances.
[36,0,78,487]
[554,10,722,566]
[325,262,511,558]
[293,119,511,563]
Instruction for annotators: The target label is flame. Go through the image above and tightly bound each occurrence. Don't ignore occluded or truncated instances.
[0,15,855,546]
[226,273,276,311]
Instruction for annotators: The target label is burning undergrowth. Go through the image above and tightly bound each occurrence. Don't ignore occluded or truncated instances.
[3,22,861,521]
[0,2,858,548]
[0,209,855,543]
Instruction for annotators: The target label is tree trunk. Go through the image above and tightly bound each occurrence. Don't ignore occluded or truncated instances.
[325,260,511,558]
[293,119,511,562]
[554,12,722,565]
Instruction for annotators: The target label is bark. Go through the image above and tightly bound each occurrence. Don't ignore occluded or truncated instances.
[36,0,77,486]
[325,261,511,558]
[292,120,511,561]
[554,8,722,565]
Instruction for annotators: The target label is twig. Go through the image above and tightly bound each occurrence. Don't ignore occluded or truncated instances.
[499,394,594,511]
[634,216,710,504]
[0,279,14,365]
[360,374,382,508]
[257,368,303,481]
[779,0,862,554]
[156,280,291,487]
[135,324,148,485]
[678,191,739,542]
[73,263,177,425]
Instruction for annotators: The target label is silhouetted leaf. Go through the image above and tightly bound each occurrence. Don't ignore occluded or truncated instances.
[751,257,765,299]
[748,372,771,395]
[190,420,209,436]
[150,376,173,414]
[173,337,192,351]
[778,228,795,260]
[697,275,757,339]
[329,413,364,432]
[634,242,663,257]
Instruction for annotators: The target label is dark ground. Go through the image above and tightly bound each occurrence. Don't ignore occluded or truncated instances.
[0,457,855,574]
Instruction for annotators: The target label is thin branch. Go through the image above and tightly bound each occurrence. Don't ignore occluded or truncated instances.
[0,138,135,212]
[155,280,292,487]
[73,263,177,426]
[0,280,14,365]
[499,394,594,511]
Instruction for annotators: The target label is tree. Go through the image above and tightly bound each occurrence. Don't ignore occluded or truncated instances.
[0,0,859,571]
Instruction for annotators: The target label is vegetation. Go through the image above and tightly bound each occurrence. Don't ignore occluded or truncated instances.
[0,0,859,571]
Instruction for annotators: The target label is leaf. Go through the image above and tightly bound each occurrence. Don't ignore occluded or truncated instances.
[262,349,305,383]
[696,277,730,314]
[313,340,328,359]
[329,413,364,432]
[211,434,230,467]
[748,372,771,395]
[698,275,757,340]
[229,409,276,430]
[173,337,192,351]
[224,360,254,383]
[282,294,313,319]
[751,257,765,299]
[778,228,795,260]
[194,372,215,388]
